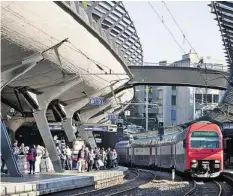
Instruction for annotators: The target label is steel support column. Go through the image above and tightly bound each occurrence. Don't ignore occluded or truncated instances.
[77,124,97,148]
[61,117,75,142]
[32,78,83,172]
[33,109,62,172]
[62,91,103,144]
[1,119,22,177]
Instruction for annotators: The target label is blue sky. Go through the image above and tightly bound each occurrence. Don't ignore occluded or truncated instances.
[124,1,225,64]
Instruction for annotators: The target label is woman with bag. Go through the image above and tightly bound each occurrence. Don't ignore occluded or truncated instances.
[27,145,37,174]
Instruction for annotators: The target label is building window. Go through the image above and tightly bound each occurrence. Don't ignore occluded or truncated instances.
[171,95,176,105]
[207,94,212,103]
[171,86,176,90]
[203,94,213,103]
[195,94,202,104]
[171,110,176,120]
[203,94,207,103]
[213,94,219,103]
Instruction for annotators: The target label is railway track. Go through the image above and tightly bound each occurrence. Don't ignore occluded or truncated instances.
[69,169,156,196]
[184,180,222,196]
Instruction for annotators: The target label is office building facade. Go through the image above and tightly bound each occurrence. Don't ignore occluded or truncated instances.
[163,53,226,127]
[126,85,159,131]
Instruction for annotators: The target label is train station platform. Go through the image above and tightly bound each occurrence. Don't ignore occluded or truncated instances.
[223,169,233,176]
[1,166,128,196]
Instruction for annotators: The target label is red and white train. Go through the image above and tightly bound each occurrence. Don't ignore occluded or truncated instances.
[115,121,223,178]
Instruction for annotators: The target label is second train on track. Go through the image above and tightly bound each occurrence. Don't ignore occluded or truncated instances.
[116,121,223,178]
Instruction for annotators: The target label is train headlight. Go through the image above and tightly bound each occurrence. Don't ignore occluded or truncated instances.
[215,160,220,163]
[191,160,197,168]
[191,163,197,168]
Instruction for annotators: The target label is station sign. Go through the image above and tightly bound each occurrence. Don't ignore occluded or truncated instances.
[108,114,118,121]
[48,123,63,130]
[222,122,233,130]
[84,125,108,132]
[124,110,130,116]
[117,119,123,123]
[89,97,104,106]
[95,138,102,143]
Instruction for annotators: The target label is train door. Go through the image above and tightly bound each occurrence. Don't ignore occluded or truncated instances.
[149,146,152,165]
[132,147,134,165]
[128,147,132,166]
[175,140,185,172]
[152,146,156,166]
[158,146,161,167]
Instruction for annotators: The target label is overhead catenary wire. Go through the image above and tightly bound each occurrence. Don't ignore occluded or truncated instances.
[148,1,186,54]
[158,2,213,99]
[162,1,201,61]
[161,2,208,78]
[148,1,210,107]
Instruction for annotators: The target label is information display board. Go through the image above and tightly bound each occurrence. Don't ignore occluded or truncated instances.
[191,131,218,137]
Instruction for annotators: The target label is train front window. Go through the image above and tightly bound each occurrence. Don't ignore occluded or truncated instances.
[190,131,220,149]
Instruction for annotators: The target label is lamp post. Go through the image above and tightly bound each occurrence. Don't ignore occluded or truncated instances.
[146,86,149,132]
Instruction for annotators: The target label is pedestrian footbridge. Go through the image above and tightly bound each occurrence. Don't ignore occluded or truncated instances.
[128,65,228,90]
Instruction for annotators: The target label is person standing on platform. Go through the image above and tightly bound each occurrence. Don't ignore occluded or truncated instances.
[35,145,43,173]
[87,148,95,172]
[19,143,28,171]
[84,147,89,171]
[1,152,6,173]
[19,143,27,155]
[27,145,37,174]
[78,146,85,173]
[94,148,101,170]
[12,140,19,161]
[100,148,106,169]
[106,147,111,169]
[41,148,49,172]
[112,149,118,168]
[65,146,72,170]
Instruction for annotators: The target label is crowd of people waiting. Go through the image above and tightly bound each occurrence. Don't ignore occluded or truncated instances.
[57,145,118,173]
[1,140,118,175]
[1,140,52,174]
